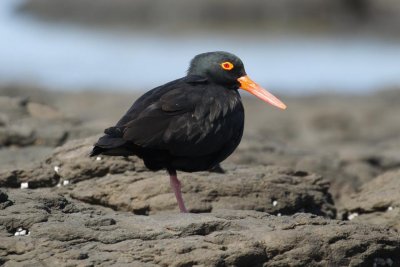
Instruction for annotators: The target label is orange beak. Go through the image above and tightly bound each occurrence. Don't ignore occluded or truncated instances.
[238,75,287,110]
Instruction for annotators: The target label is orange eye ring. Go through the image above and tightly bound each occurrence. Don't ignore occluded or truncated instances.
[221,61,234,71]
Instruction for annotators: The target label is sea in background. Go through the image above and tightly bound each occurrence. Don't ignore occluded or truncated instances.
[1,0,400,94]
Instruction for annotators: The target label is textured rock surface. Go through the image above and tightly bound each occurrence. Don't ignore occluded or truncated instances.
[0,136,336,217]
[0,190,13,210]
[0,136,139,187]
[1,190,399,267]
[230,92,400,207]
[230,140,400,209]
[0,96,77,147]
[48,137,143,182]
[2,88,400,266]
[341,170,400,231]
[68,165,336,217]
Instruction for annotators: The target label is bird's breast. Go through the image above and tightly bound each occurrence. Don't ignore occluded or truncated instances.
[189,89,244,143]
[193,89,243,121]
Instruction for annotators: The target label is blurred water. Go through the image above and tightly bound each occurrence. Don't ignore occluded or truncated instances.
[1,0,400,94]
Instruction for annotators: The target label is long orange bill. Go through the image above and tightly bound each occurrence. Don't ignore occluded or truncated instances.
[238,75,287,110]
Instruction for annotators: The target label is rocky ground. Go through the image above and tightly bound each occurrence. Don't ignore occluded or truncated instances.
[1,86,400,266]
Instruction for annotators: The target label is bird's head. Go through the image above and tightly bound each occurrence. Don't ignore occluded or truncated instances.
[188,51,287,110]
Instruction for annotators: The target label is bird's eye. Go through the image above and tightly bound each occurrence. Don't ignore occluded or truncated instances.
[220,61,234,71]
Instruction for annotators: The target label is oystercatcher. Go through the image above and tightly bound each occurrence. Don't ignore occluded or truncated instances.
[90,51,286,213]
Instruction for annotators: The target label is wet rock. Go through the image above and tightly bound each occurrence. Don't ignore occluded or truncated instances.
[0,190,399,267]
[69,164,336,217]
[341,170,400,231]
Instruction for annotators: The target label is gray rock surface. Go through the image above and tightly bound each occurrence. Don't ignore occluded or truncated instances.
[231,140,400,209]
[1,189,399,267]
[341,170,400,231]
[2,88,400,266]
[0,137,139,187]
[230,92,400,207]
[48,137,142,182]
[0,146,54,170]
[0,190,13,210]
[69,165,336,217]
[0,136,336,217]
[0,96,76,147]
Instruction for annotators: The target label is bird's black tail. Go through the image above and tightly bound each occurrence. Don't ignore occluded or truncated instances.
[90,127,134,157]
[89,146,105,157]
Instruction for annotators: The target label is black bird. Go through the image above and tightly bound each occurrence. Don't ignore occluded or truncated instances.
[90,51,286,213]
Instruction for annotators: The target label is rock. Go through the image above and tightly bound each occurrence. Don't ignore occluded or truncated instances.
[0,146,54,170]
[0,96,77,147]
[48,137,142,183]
[0,189,72,236]
[1,137,336,217]
[0,166,60,188]
[0,189,399,267]
[68,164,336,217]
[228,92,400,209]
[2,87,400,265]
[341,170,400,231]
[0,136,139,187]
[26,101,64,120]
[0,190,13,210]
[229,134,400,209]
[0,136,336,217]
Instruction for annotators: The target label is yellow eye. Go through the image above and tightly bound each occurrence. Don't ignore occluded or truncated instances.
[221,61,234,71]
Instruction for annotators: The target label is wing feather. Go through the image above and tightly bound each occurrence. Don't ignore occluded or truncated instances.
[117,76,243,158]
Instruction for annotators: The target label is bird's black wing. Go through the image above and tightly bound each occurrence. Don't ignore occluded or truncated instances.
[122,87,199,147]
[92,74,242,160]
[112,76,207,152]
[115,75,207,127]
[119,75,240,158]
[91,77,197,155]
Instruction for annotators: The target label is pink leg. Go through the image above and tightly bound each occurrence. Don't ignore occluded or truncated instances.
[168,170,188,213]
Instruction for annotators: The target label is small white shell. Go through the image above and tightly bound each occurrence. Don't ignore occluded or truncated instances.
[20,182,29,189]
[347,212,359,220]
[54,166,60,173]
[14,228,29,236]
